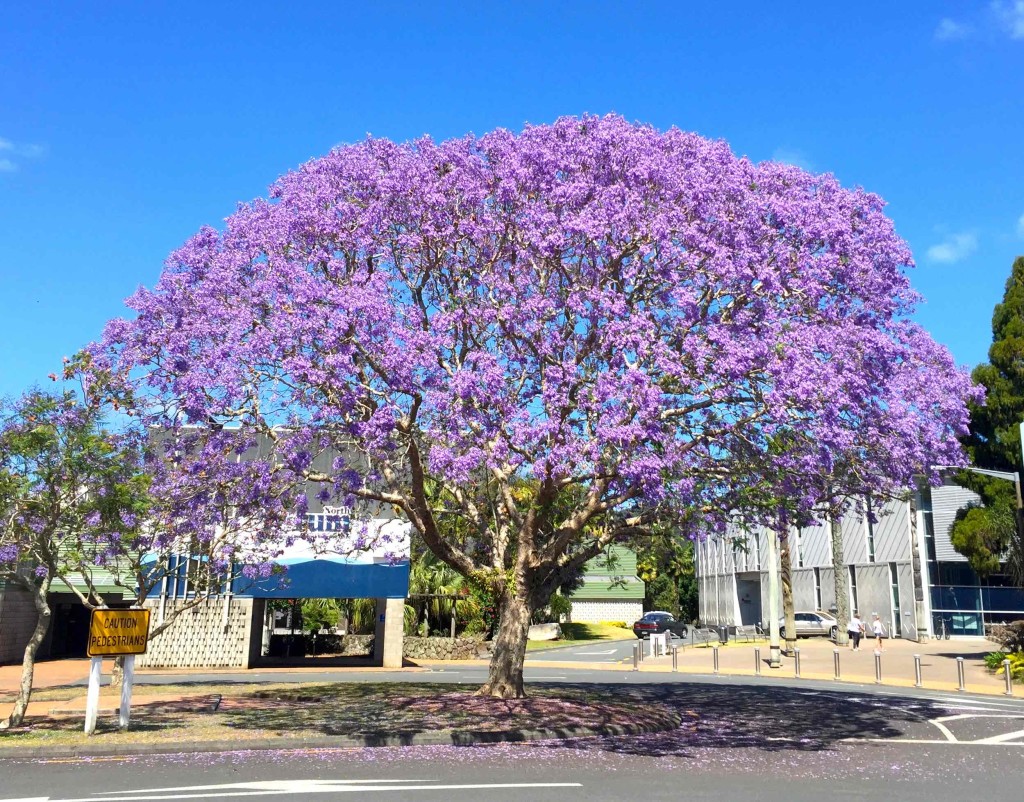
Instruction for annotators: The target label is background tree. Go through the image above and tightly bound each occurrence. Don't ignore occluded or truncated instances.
[953,256,1024,582]
[0,390,148,729]
[95,116,976,698]
[0,376,297,729]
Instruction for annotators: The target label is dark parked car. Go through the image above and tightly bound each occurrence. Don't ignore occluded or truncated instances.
[632,611,688,639]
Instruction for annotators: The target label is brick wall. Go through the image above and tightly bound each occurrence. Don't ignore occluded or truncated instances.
[0,584,39,665]
[137,597,259,669]
[570,600,643,624]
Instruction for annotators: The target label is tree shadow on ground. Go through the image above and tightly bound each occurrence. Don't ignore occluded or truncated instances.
[213,680,946,756]
[215,683,660,741]
[519,681,947,757]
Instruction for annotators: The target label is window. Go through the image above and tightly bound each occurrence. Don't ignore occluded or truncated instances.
[889,562,902,637]
[849,566,859,612]
[814,567,822,610]
[796,528,804,568]
[865,497,876,563]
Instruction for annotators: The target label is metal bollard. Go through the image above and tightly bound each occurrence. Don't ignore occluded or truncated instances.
[874,650,882,684]
[713,645,720,674]
[639,640,645,663]
[794,647,801,678]
[957,656,966,691]
[833,648,841,681]
[755,647,761,676]
[1004,659,1014,696]
[632,642,639,671]
[914,654,923,688]
[672,645,678,672]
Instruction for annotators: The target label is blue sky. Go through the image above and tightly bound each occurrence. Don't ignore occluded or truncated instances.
[1,2,1022,399]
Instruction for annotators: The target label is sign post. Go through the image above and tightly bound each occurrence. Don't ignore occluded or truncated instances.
[85,608,151,734]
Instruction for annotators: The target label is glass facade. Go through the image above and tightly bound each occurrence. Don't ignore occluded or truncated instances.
[930,584,1024,636]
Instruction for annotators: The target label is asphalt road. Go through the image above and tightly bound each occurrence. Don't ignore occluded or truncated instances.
[4,662,1024,802]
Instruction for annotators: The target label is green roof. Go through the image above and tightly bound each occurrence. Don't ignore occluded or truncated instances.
[569,575,645,601]
[567,546,644,600]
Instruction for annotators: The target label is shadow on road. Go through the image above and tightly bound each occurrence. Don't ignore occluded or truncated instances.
[519,681,938,756]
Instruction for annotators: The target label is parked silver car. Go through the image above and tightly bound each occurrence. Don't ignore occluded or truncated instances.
[778,611,839,640]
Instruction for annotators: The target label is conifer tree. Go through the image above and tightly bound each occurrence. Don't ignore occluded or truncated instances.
[953,256,1024,581]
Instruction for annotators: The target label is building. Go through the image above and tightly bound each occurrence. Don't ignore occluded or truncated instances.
[567,545,645,623]
[0,430,413,669]
[696,481,1024,640]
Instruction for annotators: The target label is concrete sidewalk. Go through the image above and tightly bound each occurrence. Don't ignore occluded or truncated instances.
[0,636,1015,714]
[602,634,1011,695]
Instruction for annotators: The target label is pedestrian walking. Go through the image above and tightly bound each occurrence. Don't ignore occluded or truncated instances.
[847,612,864,650]
[872,613,885,650]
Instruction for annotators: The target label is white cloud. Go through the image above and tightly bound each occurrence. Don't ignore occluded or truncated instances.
[1017,213,1024,238]
[926,232,979,264]
[935,18,972,41]
[992,1,1024,39]
[0,136,44,174]
[770,147,815,172]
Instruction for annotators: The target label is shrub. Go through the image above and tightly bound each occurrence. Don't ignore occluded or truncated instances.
[548,594,572,622]
[989,620,1024,653]
[599,621,628,629]
[984,651,1008,671]
[462,616,489,636]
[995,652,1024,682]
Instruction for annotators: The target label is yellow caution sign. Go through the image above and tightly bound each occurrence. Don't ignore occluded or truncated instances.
[87,608,151,657]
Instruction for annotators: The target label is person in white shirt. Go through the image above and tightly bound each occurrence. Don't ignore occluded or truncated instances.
[872,613,885,650]
[847,612,864,650]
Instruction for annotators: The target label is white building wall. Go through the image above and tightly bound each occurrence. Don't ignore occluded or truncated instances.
[791,569,817,610]
[853,564,891,632]
[874,500,912,564]
[932,484,979,562]
[798,521,831,568]
[818,567,837,611]
[897,562,920,639]
[840,508,863,565]
[570,600,643,624]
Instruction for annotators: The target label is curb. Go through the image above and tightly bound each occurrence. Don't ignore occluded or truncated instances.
[0,711,683,760]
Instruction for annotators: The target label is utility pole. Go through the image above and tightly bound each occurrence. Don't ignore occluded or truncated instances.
[766,527,782,668]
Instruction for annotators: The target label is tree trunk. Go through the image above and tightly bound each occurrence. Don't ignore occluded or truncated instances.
[478,590,531,699]
[110,655,125,687]
[779,533,797,656]
[2,575,53,730]
[831,510,850,646]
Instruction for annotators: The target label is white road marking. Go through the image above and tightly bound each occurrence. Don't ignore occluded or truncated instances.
[843,738,1024,746]
[928,718,958,742]
[572,650,617,656]
[0,779,584,802]
[974,728,1024,744]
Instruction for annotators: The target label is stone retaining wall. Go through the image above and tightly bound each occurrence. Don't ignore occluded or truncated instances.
[311,634,486,660]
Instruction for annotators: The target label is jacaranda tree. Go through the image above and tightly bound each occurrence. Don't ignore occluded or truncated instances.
[93,115,976,697]
[0,390,149,728]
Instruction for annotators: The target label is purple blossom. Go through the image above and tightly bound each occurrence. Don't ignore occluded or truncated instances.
[91,115,979,693]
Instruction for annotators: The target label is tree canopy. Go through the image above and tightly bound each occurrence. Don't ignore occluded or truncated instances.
[953,256,1024,579]
[93,115,976,696]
